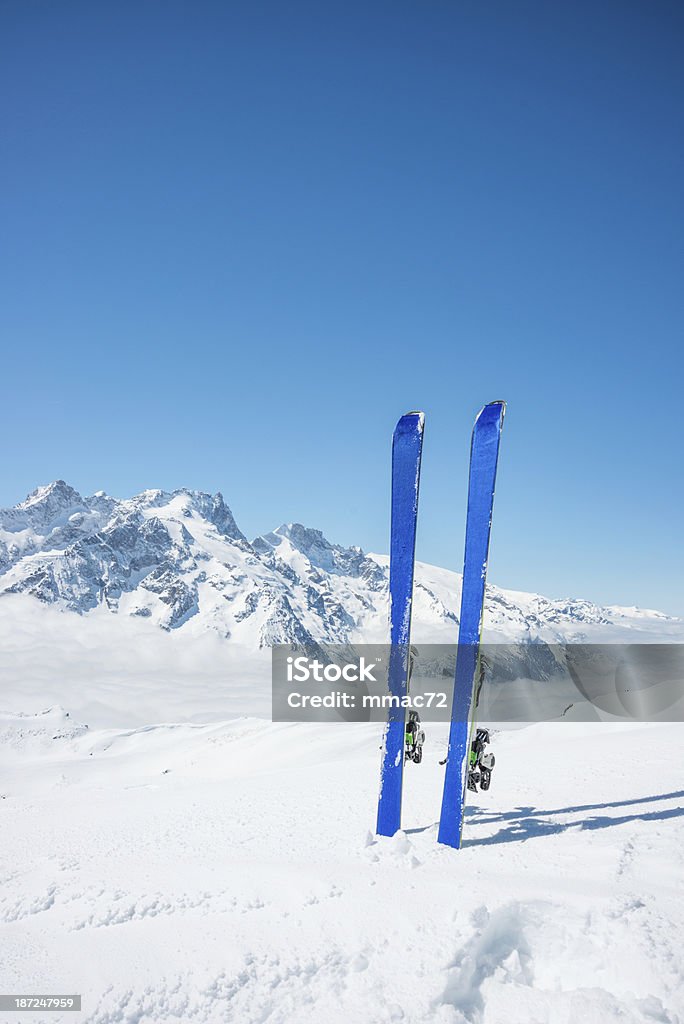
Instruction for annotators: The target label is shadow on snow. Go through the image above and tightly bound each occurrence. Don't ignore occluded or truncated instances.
[462,789,684,847]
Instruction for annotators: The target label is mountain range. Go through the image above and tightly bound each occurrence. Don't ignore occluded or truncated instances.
[0,481,681,651]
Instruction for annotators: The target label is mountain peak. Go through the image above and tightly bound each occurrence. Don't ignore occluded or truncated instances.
[254,523,336,562]
[122,488,246,543]
[275,523,331,550]
[253,522,384,585]
[18,480,84,511]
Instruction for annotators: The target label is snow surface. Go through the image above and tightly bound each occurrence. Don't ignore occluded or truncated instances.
[2,483,684,1022]
[1,708,682,1023]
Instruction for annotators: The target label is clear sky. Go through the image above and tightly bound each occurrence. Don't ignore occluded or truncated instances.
[1,1,683,614]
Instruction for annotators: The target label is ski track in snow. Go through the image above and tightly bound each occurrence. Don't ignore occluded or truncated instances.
[1,711,683,1024]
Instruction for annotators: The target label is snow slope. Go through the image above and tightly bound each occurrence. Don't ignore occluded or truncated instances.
[2,481,683,1023]
[1,709,682,1023]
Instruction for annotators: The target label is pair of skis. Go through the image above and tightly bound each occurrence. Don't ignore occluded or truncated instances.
[376,403,505,849]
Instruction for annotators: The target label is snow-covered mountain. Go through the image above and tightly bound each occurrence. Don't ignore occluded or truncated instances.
[0,481,681,650]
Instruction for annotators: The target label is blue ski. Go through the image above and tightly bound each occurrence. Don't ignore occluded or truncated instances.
[376,411,425,838]
[438,401,506,849]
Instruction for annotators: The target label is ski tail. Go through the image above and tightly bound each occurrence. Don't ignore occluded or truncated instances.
[376,411,425,838]
[438,401,505,849]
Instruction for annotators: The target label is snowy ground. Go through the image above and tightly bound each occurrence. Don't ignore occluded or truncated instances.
[1,707,683,1024]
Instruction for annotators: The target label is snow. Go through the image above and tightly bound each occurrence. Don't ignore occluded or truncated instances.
[1,708,682,1023]
[2,483,684,1022]
[0,596,271,727]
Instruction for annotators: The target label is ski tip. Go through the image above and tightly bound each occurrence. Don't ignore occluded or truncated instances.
[474,401,506,427]
[395,410,425,434]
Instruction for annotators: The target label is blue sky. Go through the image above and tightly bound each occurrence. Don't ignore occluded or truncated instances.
[2,1,683,614]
